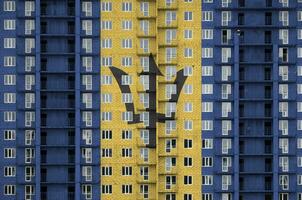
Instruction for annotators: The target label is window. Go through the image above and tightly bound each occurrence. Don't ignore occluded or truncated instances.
[184,84,193,94]
[4,166,16,177]
[4,75,16,85]
[122,93,133,103]
[140,130,149,144]
[101,130,112,140]
[4,130,15,140]
[121,75,132,85]
[101,21,112,30]
[4,93,16,104]
[101,75,112,85]
[122,166,132,176]
[140,20,149,35]
[222,175,232,190]
[184,176,193,185]
[101,2,112,11]
[222,139,232,154]
[122,20,132,30]
[279,29,288,44]
[82,38,92,53]
[122,2,132,11]
[202,176,213,185]
[4,56,16,67]
[4,20,15,30]
[299,48,302,58]
[25,1,35,16]
[82,2,92,16]
[299,11,302,21]
[4,148,16,158]
[25,148,35,163]
[82,166,92,182]
[202,29,213,39]
[279,138,289,153]
[4,1,16,11]
[222,11,231,26]
[25,186,35,200]
[4,185,15,195]
[82,20,92,35]
[25,130,34,145]
[122,185,132,194]
[102,166,112,176]
[184,11,193,21]
[25,111,35,127]
[102,185,112,194]
[202,193,213,200]
[202,139,213,149]
[298,138,302,149]
[202,11,213,21]
[101,112,112,121]
[202,66,213,76]
[83,57,92,71]
[101,93,112,103]
[25,166,35,182]
[222,48,231,63]
[101,38,112,49]
[122,148,132,157]
[184,120,193,130]
[122,130,132,139]
[279,175,289,190]
[121,57,132,67]
[122,112,133,122]
[82,185,92,199]
[4,38,15,48]
[222,0,231,7]
[184,139,193,148]
[202,48,213,58]
[184,157,193,167]
[202,157,213,167]
[298,29,302,40]
[202,120,213,130]
[82,130,92,144]
[279,11,289,26]
[184,102,193,112]
[184,66,193,76]
[202,102,213,112]
[202,84,213,94]
[4,111,16,122]
[122,39,132,48]
[82,93,92,108]
[140,39,149,53]
[140,2,149,17]
[184,48,193,58]
[298,157,302,167]
[82,75,92,90]
[184,29,193,39]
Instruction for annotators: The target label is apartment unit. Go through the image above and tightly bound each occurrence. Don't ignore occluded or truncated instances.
[0,1,100,199]
[202,0,302,200]
[101,0,201,200]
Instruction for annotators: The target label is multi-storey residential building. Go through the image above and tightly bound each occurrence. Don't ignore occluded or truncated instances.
[0,0,100,199]
[101,0,201,200]
[202,0,302,200]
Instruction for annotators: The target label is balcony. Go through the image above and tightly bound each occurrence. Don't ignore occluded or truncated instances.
[158,1,178,10]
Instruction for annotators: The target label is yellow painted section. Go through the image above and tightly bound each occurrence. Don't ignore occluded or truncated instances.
[101,0,201,199]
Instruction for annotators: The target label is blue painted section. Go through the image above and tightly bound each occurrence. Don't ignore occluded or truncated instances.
[0,1,100,199]
[202,0,300,199]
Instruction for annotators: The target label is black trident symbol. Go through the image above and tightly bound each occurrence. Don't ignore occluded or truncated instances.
[109,54,188,147]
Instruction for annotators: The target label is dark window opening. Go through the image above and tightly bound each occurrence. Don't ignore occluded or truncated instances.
[238,13,245,25]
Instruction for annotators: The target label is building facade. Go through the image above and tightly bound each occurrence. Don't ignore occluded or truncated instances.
[100,0,201,200]
[202,0,302,200]
[0,1,100,199]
